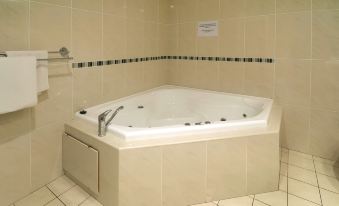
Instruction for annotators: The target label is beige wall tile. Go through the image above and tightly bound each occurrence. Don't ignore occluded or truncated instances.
[0,109,31,144]
[311,60,339,111]
[247,133,280,194]
[219,18,245,57]
[103,14,126,59]
[245,15,275,57]
[159,0,177,24]
[219,62,244,94]
[195,61,219,91]
[124,63,145,95]
[144,22,158,56]
[72,9,102,62]
[197,36,219,57]
[33,64,73,129]
[73,69,103,112]
[310,110,339,160]
[276,0,311,13]
[178,22,196,56]
[275,59,311,107]
[197,0,219,21]
[177,0,197,23]
[220,0,246,19]
[30,2,71,51]
[281,106,310,153]
[0,0,29,50]
[119,147,162,206]
[243,63,274,98]
[103,0,126,16]
[169,60,197,87]
[276,12,311,59]
[312,10,339,59]
[246,0,275,16]
[0,135,31,206]
[144,0,158,22]
[126,0,145,20]
[206,137,247,201]
[72,0,102,12]
[162,142,206,206]
[143,61,166,89]
[31,123,63,190]
[312,0,339,10]
[158,24,178,56]
[33,0,71,6]
[102,65,126,102]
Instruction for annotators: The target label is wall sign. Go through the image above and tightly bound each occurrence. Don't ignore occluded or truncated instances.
[197,21,218,37]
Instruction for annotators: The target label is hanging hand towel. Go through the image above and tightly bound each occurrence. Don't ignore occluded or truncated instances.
[6,50,49,93]
[0,56,37,114]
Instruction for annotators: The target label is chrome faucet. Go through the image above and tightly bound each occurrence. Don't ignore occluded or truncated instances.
[98,106,124,137]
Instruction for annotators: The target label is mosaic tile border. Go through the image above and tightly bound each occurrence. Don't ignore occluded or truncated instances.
[72,56,274,68]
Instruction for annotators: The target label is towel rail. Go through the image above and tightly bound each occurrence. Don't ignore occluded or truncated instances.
[0,47,73,61]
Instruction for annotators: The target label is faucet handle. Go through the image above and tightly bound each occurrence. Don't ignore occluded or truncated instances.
[98,109,112,121]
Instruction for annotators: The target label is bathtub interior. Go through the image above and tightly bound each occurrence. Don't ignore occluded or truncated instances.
[77,87,273,132]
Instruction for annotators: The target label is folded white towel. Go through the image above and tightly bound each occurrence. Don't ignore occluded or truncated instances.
[6,51,49,93]
[0,57,38,114]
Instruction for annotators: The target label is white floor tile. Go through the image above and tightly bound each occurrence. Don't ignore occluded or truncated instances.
[288,165,318,186]
[59,185,89,206]
[320,189,339,206]
[315,161,339,178]
[80,197,103,206]
[288,178,321,204]
[191,202,216,206]
[45,198,64,206]
[255,191,287,206]
[288,194,319,206]
[281,151,289,163]
[317,174,339,193]
[253,200,269,206]
[15,187,56,206]
[218,196,253,206]
[47,175,76,196]
[289,152,315,171]
[280,162,288,176]
[279,175,288,192]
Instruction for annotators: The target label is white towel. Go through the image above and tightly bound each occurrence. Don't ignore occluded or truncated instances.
[0,57,38,114]
[6,51,49,93]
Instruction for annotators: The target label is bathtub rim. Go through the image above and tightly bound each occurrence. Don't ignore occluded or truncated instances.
[65,103,282,150]
[75,85,274,140]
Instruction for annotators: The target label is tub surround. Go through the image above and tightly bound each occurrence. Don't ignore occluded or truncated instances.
[63,100,282,206]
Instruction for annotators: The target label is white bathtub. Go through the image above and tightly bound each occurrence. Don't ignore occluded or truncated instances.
[76,86,273,140]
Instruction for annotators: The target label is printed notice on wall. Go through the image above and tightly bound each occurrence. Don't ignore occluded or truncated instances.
[197,21,218,37]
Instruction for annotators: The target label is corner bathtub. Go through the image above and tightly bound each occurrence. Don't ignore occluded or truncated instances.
[76,86,273,140]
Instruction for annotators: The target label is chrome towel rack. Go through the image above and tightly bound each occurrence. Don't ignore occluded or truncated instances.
[0,47,73,61]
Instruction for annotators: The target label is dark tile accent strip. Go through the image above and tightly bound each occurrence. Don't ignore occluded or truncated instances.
[72,56,275,68]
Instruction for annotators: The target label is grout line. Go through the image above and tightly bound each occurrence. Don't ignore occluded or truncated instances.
[286,148,289,206]
[287,193,322,206]
[313,155,324,206]
[78,196,90,206]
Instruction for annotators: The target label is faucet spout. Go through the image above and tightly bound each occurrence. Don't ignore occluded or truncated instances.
[105,106,124,127]
[98,106,124,137]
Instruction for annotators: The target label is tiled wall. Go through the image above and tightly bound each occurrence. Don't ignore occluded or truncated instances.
[0,0,167,205]
[165,0,339,160]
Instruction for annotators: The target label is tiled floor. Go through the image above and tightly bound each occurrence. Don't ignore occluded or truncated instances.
[9,148,339,206]
[10,175,102,206]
